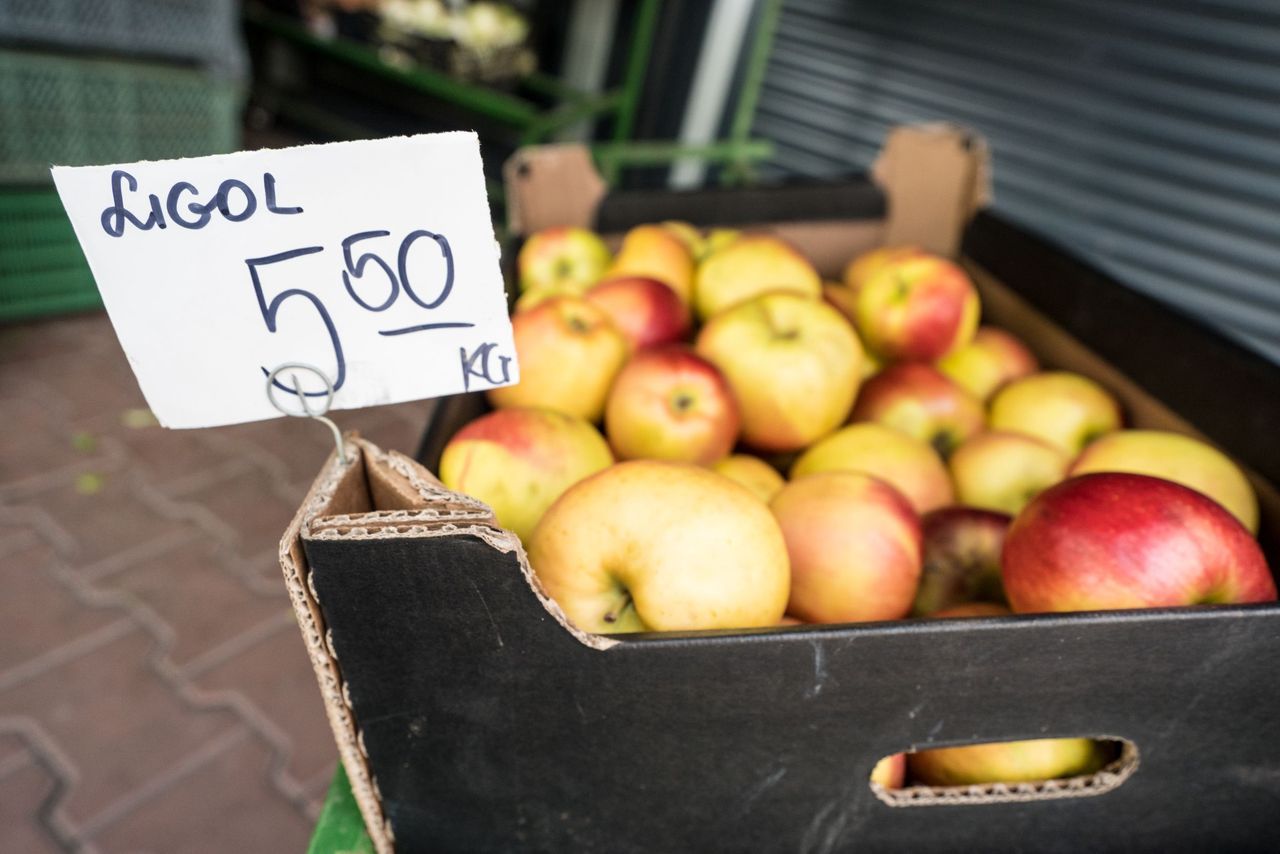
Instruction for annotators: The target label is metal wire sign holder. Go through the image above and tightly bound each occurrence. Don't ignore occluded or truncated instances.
[265,362,349,465]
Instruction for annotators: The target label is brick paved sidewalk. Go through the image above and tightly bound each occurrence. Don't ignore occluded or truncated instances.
[1,312,431,852]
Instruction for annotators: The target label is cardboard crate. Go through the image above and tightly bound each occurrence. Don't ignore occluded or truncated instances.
[281,126,1280,853]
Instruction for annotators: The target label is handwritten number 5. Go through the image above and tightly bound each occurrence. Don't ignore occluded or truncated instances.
[341,230,398,312]
[247,247,347,394]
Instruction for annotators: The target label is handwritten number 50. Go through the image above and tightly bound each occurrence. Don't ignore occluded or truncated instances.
[342,229,454,312]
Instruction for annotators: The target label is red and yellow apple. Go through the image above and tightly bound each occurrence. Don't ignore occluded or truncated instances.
[1003,473,1276,613]
[870,753,906,789]
[584,275,691,350]
[487,296,629,422]
[527,461,790,632]
[695,293,863,453]
[517,226,611,295]
[912,507,1010,616]
[1069,429,1258,533]
[605,224,695,304]
[770,472,922,623]
[937,326,1039,401]
[712,454,786,504]
[849,363,985,457]
[855,254,979,361]
[927,602,1012,619]
[908,738,1107,786]
[949,431,1070,516]
[843,245,923,294]
[439,408,612,541]
[791,423,954,513]
[604,347,740,465]
[693,235,822,320]
[988,371,1122,455]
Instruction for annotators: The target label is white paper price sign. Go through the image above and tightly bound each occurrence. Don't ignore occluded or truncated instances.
[52,132,517,428]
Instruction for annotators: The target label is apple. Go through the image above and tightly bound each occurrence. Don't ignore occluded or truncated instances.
[712,455,786,504]
[908,738,1107,786]
[487,295,629,422]
[927,602,1012,618]
[439,408,612,541]
[937,326,1039,401]
[584,276,691,350]
[1003,473,1276,613]
[517,226,611,295]
[791,423,954,513]
[855,254,979,361]
[870,753,906,789]
[842,245,922,293]
[605,224,695,304]
[988,371,1122,456]
[770,472,922,623]
[703,227,741,257]
[693,235,822,320]
[695,293,863,453]
[527,460,790,632]
[1069,429,1258,533]
[911,507,1010,616]
[949,431,1070,516]
[849,363,985,457]
[661,220,704,259]
[604,347,740,465]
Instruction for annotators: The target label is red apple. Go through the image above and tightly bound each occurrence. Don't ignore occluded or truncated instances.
[695,293,864,453]
[770,472,922,623]
[439,408,613,541]
[604,347,740,465]
[517,226,611,296]
[843,245,924,294]
[487,296,629,422]
[912,507,1010,616]
[870,753,907,789]
[849,363,985,457]
[585,275,691,350]
[1003,473,1276,613]
[937,326,1038,401]
[855,254,980,361]
[927,602,1012,619]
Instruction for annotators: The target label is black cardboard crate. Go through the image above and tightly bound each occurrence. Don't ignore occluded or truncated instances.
[284,127,1280,853]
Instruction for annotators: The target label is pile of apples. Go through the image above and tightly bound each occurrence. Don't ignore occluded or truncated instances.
[440,221,1275,787]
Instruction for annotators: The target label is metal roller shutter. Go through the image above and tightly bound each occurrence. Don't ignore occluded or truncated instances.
[752,0,1280,363]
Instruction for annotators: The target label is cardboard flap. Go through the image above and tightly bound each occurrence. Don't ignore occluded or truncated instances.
[503,144,607,236]
[872,123,990,256]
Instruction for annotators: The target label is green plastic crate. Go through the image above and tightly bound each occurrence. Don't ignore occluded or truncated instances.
[0,186,101,320]
[0,49,242,183]
[309,765,375,854]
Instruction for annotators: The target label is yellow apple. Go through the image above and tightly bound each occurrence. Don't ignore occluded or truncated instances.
[908,738,1107,786]
[989,371,1123,455]
[695,293,863,453]
[937,326,1039,401]
[855,254,979,361]
[528,461,790,633]
[604,346,740,465]
[771,472,922,623]
[1069,430,1258,532]
[439,408,612,541]
[791,423,954,513]
[604,224,695,304]
[842,245,923,294]
[487,295,629,422]
[693,235,821,320]
[712,455,786,504]
[517,226,611,295]
[949,431,1070,516]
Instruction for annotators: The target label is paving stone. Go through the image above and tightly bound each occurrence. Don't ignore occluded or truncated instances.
[332,400,432,458]
[100,540,291,669]
[209,416,340,490]
[0,757,64,854]
[20,346,147,425]
[0,311,116,365]
[0,396,76,485]
[182,467,302,560]
[85,417,232,493]
[194,623,337,787]
[0,629,243,826]
[0,543,122,673]
[90,736,312,854]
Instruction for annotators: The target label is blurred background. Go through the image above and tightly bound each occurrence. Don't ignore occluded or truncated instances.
[2,1,1278,851]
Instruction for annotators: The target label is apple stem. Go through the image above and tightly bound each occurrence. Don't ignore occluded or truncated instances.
[603,592,633,624]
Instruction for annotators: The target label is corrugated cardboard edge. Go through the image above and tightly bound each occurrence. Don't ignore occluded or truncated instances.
[503,143,607,236]
[279,436,616,854]
[873,739,1140,807]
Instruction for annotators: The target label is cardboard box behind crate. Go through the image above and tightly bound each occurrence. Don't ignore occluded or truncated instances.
[284,126,1280,854]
